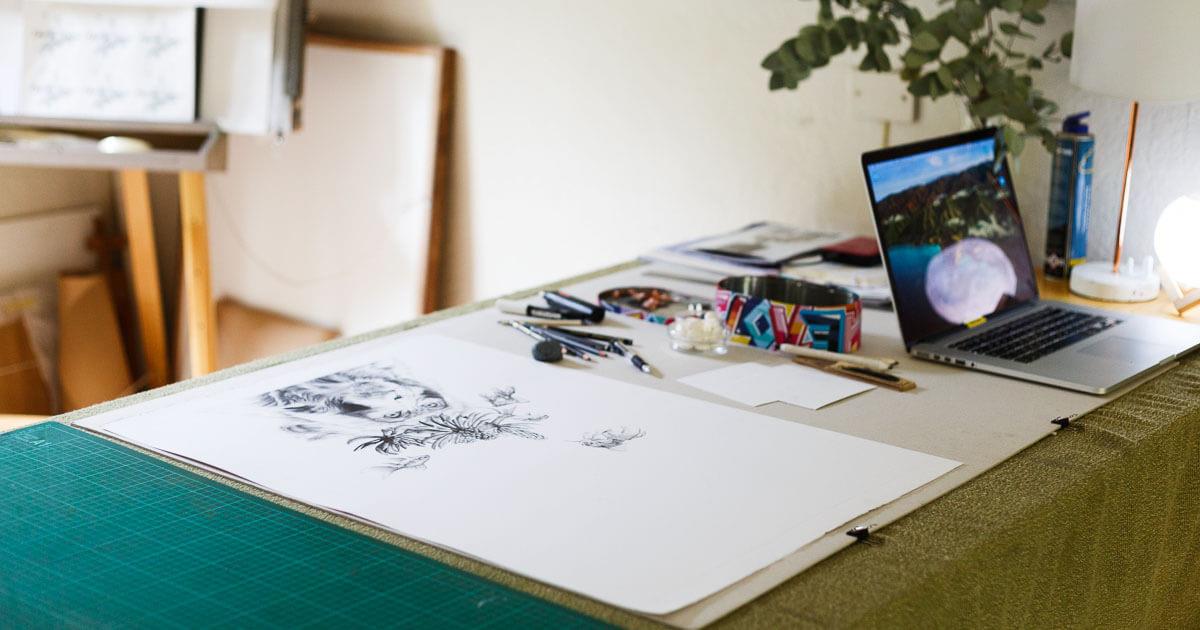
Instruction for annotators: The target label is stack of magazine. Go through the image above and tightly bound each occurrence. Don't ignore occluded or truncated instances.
[640,222,892,309]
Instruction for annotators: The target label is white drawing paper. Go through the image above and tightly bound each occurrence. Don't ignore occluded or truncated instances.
[20,2,196,122]
[80,334,958,615]
[679,362,874,410]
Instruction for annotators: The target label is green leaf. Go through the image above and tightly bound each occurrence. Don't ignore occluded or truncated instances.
[971,97,1004,119]
[936,66,956,89]
[874,46,892,71]
[912,31,942,52]
[838,17,862,49]
[769,73,787,90]
[778,40,809,73]
[1026,57,1043,70]
[1022,0,1049,11]
[908,74,934,97]
[827,28,847,56]
[859,50,878,72]
[962,74,982,97]
[761,50,784,71]
[794,31,821,64]
[955,0,985,29]
[1000,0,1022,11]
[818,0,835,26]
[1060,31,1073,58]
[881,20,901,45]
[904,49,934,69]
[1002,126,1025,155]
[944,13,973,44]
[834,0,852,7]
[1020,10,1045,25]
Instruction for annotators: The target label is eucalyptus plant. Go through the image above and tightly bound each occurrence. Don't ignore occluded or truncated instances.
[762,0,1073,155]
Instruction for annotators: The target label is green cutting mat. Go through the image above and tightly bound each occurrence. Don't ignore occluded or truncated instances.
[0,422,610,629]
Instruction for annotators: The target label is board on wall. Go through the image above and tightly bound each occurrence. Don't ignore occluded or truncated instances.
[206,35,453,336]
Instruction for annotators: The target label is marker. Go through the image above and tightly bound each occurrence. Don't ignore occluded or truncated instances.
[541,290,606,323]
[613,341,653,375]
[496,298,578,321]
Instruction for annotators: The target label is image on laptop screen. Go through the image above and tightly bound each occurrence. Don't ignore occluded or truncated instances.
[866,135,1038,344]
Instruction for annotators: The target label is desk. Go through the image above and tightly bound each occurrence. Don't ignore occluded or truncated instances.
[56,263,1200,628]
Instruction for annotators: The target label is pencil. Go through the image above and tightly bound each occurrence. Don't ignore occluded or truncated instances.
[536,327,608,357]
[535,327,635,346]
[502,321,593,361]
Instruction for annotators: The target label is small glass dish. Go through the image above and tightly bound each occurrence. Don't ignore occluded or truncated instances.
[667,303,729,354]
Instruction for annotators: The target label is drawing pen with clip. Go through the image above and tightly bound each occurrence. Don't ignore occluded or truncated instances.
[612,341,653,375]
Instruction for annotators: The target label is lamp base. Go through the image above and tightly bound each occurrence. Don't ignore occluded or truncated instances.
[1068,261,1159,302]
[1173,288,1200,314]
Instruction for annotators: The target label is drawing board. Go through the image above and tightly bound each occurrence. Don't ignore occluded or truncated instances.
[207,36,451,335]
[80,333,958,615]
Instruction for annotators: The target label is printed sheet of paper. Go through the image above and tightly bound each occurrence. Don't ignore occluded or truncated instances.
[679,362,873,409]
[20,2,196,121]
[80,334,958,615]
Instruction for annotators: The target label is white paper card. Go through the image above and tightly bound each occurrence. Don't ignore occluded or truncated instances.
[679,362,874,410]
[20,2,196,121]
[80,334,957,615]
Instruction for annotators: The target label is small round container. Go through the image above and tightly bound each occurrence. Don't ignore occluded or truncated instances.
[715,275,862,352]
[667,303,729,354]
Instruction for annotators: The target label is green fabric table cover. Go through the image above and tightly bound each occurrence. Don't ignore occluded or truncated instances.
[62,263,1200,629]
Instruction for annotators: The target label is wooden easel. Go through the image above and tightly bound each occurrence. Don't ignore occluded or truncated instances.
[118,168,217,385]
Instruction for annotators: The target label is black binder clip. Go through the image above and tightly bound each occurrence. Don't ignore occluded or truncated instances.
[846,525,871,543]
[1050,416,1077,431]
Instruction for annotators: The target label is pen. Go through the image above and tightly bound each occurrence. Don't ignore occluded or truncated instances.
[613,342,653,375]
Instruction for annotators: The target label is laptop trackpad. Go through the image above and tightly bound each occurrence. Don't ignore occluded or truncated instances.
[1079,336,1173,364]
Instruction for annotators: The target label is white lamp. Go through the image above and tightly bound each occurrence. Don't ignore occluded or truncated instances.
[1067,0,1200,302]
[1155,195,1200,313]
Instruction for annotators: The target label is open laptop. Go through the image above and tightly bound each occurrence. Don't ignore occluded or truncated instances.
[861,128,1200,394]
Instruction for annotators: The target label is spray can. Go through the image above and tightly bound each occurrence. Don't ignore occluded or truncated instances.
[1044,112,1094,279]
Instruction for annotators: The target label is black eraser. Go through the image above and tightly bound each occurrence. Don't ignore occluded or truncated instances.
[532,340,564,362]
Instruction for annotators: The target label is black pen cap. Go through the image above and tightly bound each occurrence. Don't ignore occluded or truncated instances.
[542,291,606,323]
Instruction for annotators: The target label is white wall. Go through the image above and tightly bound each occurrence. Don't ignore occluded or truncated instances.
[309,0,964,305]
[305,1,1195,307]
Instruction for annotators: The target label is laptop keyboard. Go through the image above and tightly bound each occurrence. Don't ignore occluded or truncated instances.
[948,306,1121,363]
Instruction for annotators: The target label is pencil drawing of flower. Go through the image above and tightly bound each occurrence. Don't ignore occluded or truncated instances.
[372,455,431,475]
[347,427,424,455]
[411,409,546,449]
[481,386,525,407]
[579,428,645,450]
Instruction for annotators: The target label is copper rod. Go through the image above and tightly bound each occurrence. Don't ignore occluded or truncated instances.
[1113,101,1140,272]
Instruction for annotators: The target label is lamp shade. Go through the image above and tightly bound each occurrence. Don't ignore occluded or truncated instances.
[1155,196,1200,289]
[1071,0,1200,102]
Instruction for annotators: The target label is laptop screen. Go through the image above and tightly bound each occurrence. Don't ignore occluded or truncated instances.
[863,131,1038,346]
